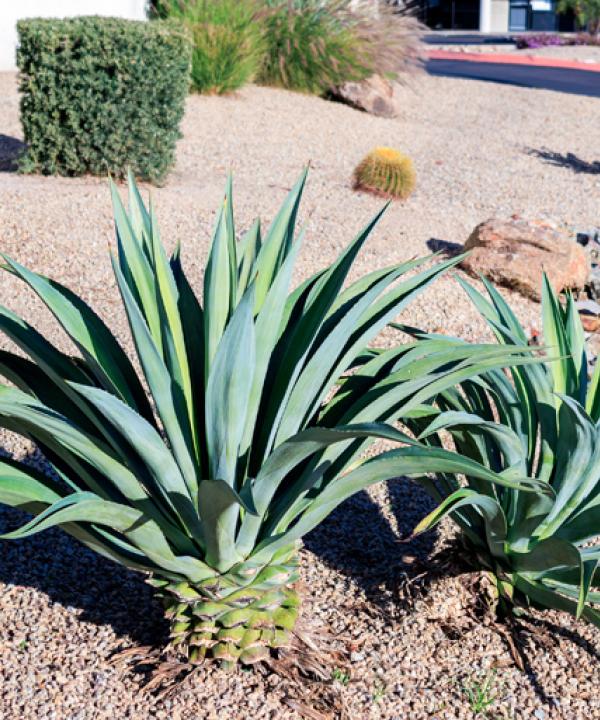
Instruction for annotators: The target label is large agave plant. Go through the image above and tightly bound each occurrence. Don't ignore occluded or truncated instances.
[0,171,540,667]
[409,275,600,628]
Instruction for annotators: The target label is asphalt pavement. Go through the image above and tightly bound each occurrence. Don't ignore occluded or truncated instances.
[426,56,600,98]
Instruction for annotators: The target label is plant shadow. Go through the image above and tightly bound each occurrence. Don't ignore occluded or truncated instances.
[0,449,168,649]
[304,476,455,612]
[426,237,464,257]
[0,135,26,172]
[525,147,600,175]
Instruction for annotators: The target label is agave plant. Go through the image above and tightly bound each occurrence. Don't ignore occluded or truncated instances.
[407,275,600,628]
[0,170,541,667]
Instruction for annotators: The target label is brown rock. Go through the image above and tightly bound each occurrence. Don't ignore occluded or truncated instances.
[330,74,401,118]
[460,217,589,301]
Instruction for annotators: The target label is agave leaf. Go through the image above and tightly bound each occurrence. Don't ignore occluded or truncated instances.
[586,358,600,422]
[510,536,581,575]
[198,478,257,572]
[203,200,231,374]
[542,273,572,397]
[205,287,255,485]
[564,292,587,403]
[456,275,550,469]
[320,344,540,479]
[253,169,307,312]
[513,575,600,629]
[148,201,197,452]
[0,492,214,582]
[274,265,405,444]
[110,181,163,346]
[259,203,389,458]
[0,457,63,508]
[558,491,600,544]
[291,256,468,440]
[112,256,198,501]
[236,218,261,302]
[126,169,152,244]
[2,256,155,422]
[236,423,418,556]
[414,486,507,558]
[239,234,302,462]
[535,397,599,540]
[419,410,526,471]
[0,349,99,435]
[255,446,525,562]
[0,385,195,548]
[71,383,204,542]
[224,175,238,311]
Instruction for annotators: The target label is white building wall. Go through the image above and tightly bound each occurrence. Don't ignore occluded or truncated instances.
[480,0,510,31]
[0,0,148,71]
[489,0,510,31]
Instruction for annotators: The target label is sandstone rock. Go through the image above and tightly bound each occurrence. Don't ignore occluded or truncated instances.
[330,74,401,118]
[460,218,589,301]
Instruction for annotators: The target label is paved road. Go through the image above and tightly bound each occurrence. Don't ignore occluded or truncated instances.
[424,33,515,45]
[426,57,600,98]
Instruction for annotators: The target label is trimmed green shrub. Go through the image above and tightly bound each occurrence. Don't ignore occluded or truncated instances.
[353,147,416,200]
[156,1,265,94]
[17,17,192,184]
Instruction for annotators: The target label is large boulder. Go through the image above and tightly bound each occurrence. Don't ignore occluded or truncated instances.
[460,218,589,302]
[330,74,401,118]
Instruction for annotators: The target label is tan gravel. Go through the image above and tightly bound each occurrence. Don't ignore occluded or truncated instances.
[0,70,599,719]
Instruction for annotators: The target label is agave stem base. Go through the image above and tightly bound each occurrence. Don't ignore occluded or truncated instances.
[151,550,301,668]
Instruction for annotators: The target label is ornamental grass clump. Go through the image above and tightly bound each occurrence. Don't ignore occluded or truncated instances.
[353,147,416,200]
[163,0,266,94]
[404,276,600,628]
[258,1,423,94]
[0,170,538,668]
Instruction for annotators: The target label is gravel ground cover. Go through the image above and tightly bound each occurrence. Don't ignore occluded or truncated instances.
[0,70,599,718]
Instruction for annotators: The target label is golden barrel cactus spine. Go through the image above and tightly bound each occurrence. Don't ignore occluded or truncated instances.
[353,147,416,200]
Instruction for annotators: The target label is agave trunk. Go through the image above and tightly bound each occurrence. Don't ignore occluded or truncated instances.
[151,545,300,667]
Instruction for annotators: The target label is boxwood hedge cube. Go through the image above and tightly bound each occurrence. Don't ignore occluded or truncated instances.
[16,17,191,184]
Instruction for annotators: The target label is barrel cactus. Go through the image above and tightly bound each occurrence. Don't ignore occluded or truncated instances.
[0,170,535,668]
[353,146,416,200]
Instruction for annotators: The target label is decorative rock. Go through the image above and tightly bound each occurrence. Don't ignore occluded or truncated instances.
[330,74,401,118]
[461,217,589,301]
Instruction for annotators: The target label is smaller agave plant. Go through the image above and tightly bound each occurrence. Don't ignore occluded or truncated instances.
[0,170,540,668]
[406,275,600,628]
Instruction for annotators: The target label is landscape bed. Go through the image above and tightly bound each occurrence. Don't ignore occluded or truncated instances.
[0,69,598,718]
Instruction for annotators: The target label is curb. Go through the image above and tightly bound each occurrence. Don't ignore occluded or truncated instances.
[427,49,600,74]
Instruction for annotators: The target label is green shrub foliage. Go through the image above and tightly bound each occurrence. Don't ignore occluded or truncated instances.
[164,0,266,94]
[17,17,192,183]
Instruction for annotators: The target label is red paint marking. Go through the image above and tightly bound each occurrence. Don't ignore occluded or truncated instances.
[427,49,600,74]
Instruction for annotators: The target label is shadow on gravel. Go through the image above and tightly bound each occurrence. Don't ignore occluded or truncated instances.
[0,135,26,172]
[0,450,168,649]
[304,477,455,612]
[526,147,600,175]
[427,237,464,257]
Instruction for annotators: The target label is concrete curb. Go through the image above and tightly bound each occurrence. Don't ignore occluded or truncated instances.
[427,49,600,74]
